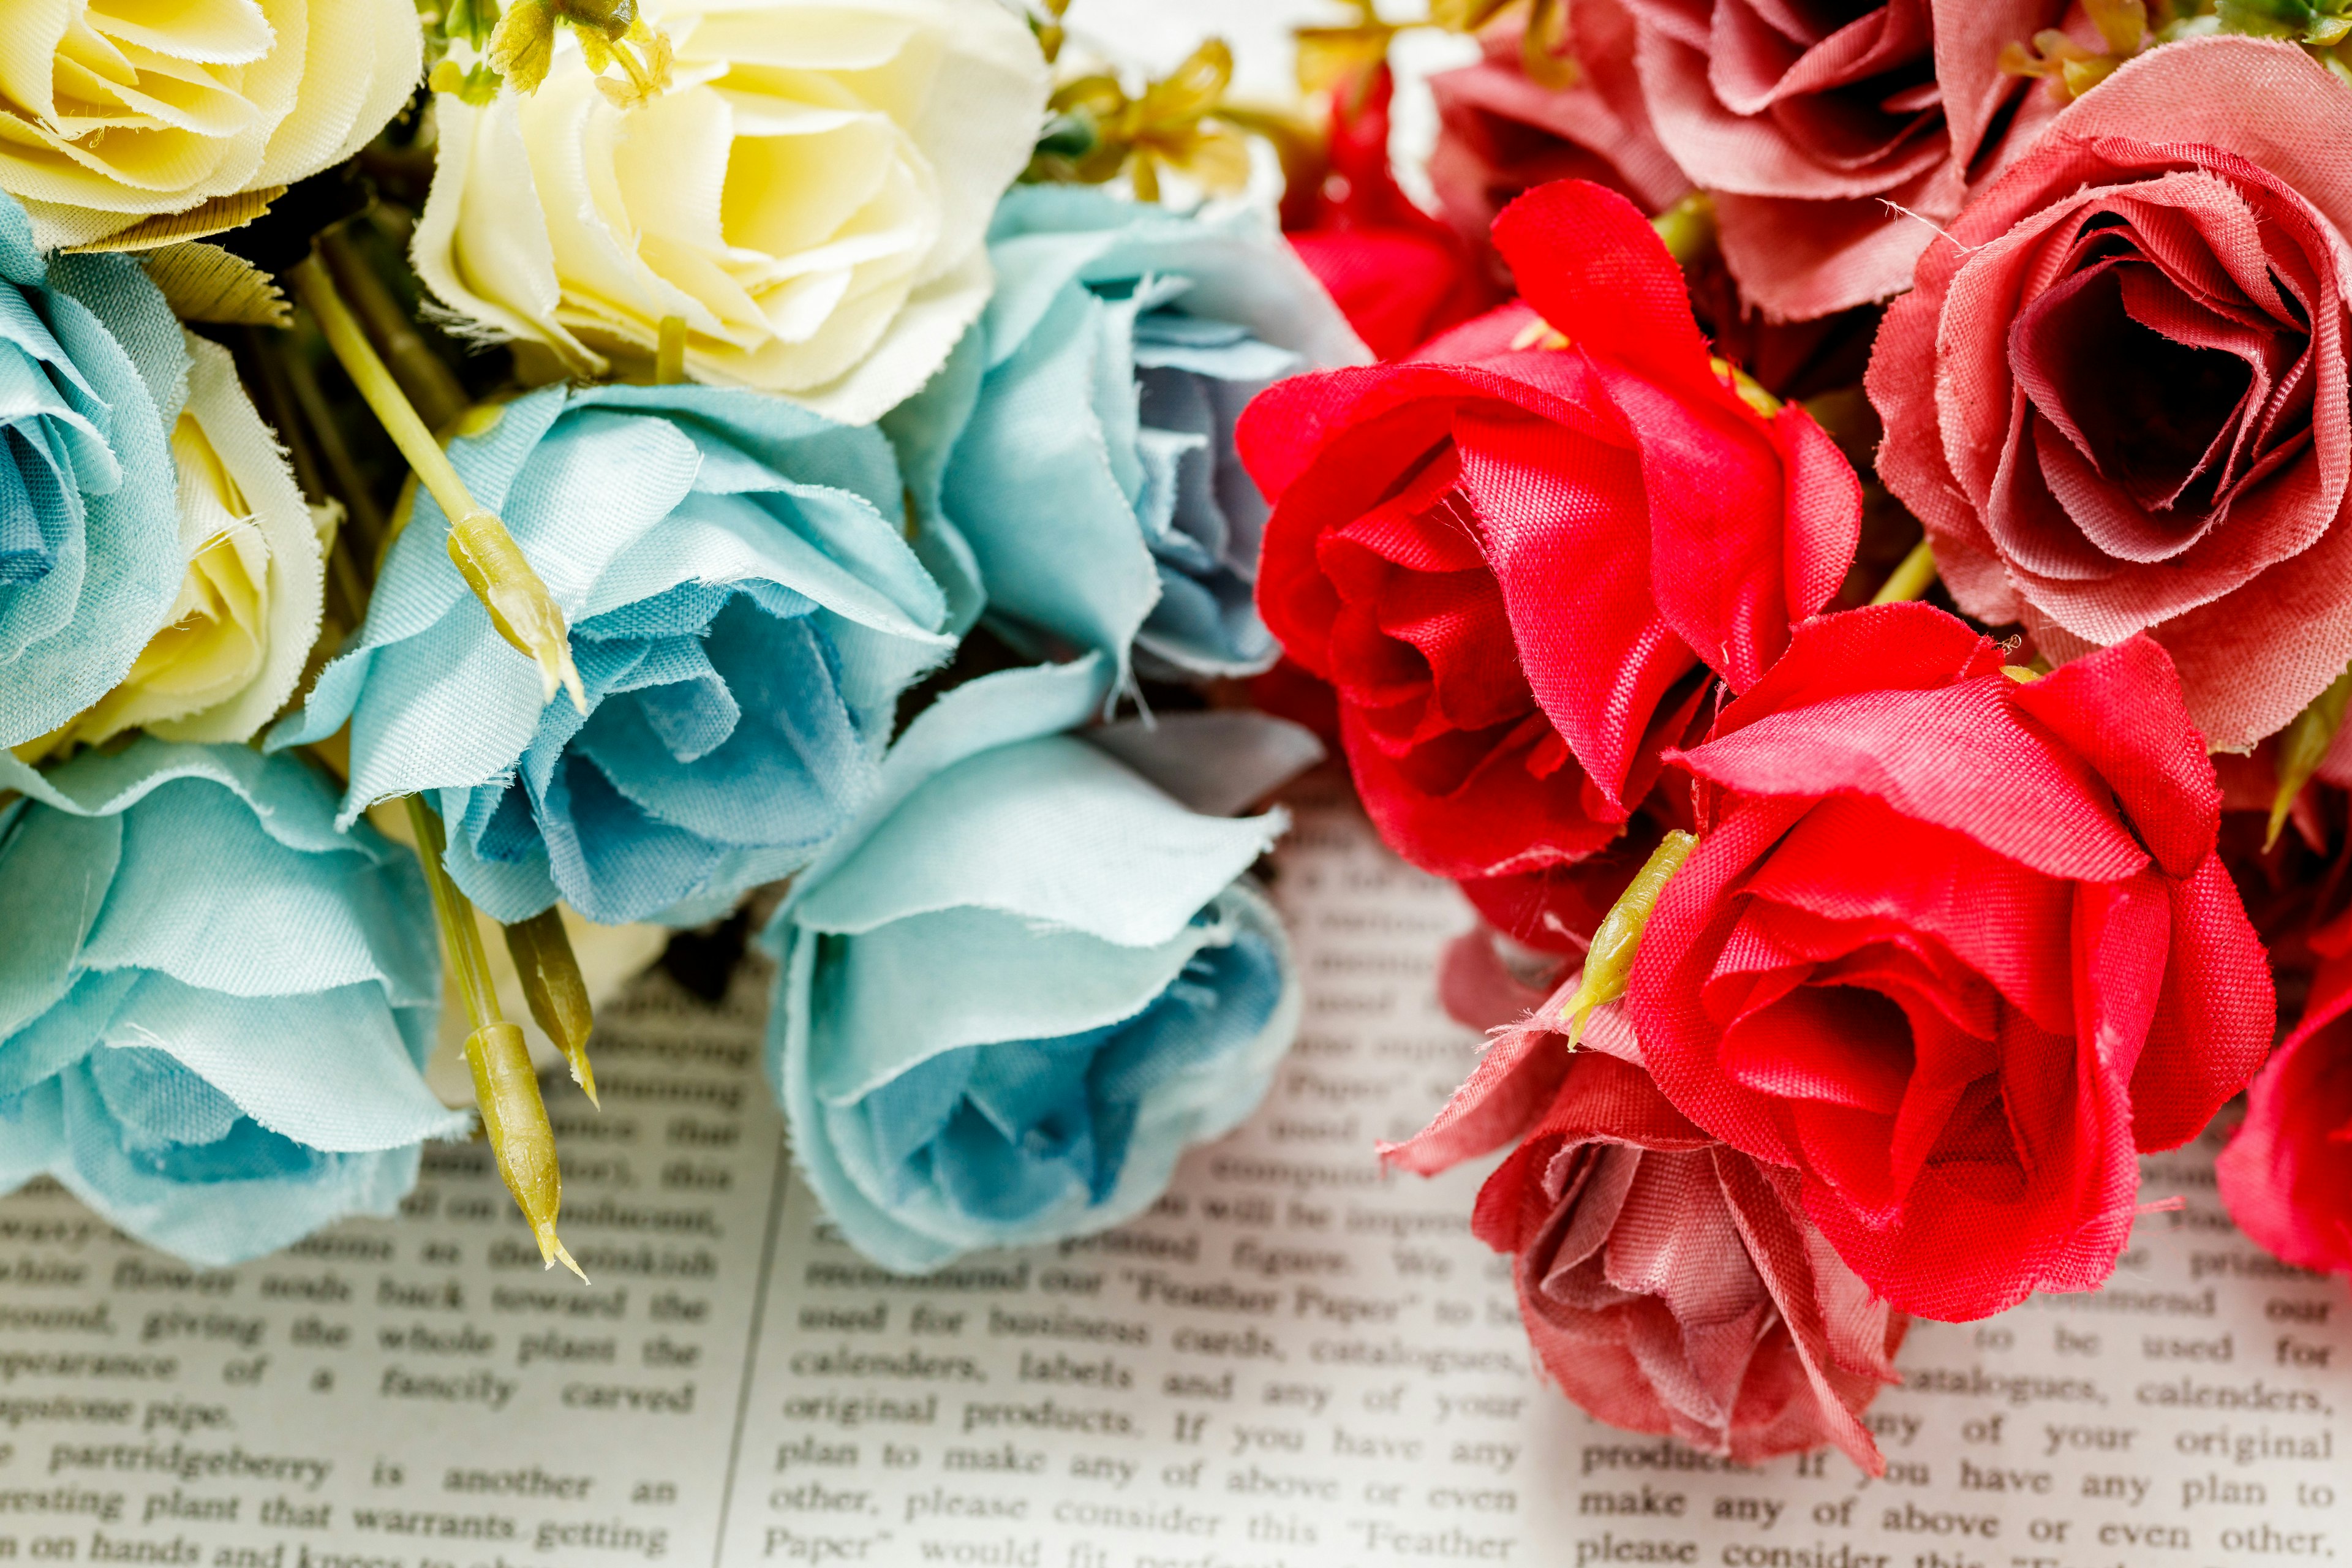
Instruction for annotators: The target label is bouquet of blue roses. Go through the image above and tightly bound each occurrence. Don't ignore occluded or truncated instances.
[0,0,1363,1276]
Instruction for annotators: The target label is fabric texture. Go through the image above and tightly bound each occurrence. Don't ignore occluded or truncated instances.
[762,655,1309,1273]
[0,741,457,1266]
[1626,603,2275,1321]
[1617,0,2065,320]
[272,383,952,927]
[1385,984,1902,1471]
[0,0,421,249]
[413,0,1049,424]
[1869,36,2352,751]
[885,184,1366,687]
[1243,178,1858,910]
[0,193,190,750]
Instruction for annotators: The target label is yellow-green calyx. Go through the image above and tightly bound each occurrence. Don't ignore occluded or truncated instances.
[502,908,598,1108]
[1652,192,1718,266]
[1562,830,1698,1046]
[1872,538,1940,606]
[2269,667,2352,851]
[289,255,585,714]
[402,797,584,1283]
[446,508,586,713]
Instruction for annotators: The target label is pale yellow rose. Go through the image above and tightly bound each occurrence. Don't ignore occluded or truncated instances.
[45,332,322,750]
[414,0,1050,424]
[0,0,424,249]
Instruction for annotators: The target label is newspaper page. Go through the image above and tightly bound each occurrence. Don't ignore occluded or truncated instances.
[0,780,2340,1568]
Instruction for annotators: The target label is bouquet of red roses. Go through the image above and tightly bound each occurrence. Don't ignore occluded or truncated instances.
[1247,3,2352,1474]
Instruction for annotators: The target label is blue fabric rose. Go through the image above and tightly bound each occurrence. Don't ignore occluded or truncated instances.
[886,185,1366,687]
[763,655,1318,1272]
[273,384,954,927]
[0,742,461,1265]
[0,193,189,747]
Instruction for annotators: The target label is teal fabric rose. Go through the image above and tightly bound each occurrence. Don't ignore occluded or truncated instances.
[0,742,460,1265]
[886,186,1366,686]
[273,384,954,927]
[0,192,188,748]
[763,655,1319,1272]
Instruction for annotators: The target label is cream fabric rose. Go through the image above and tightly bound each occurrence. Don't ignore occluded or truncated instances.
[0,0,424,249]
[45,333,322,750]
[414,0,1050,424]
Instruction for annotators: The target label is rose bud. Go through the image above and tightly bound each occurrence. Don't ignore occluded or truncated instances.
[1627,603,2275,1320]
[1386,984,1902,1470]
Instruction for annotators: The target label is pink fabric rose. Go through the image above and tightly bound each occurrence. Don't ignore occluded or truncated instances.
[1427,2,1691,262]
[1619,0,2063,320]
[1387,987,1903,1470]
[1869,37,2352,750]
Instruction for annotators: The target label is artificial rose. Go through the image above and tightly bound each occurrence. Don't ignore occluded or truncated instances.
[0,198,186,752]
[0,0,422,250]
[1627,603,2274,1321]
[1287,61,1502,360]
[271,383,953,927]
[764,657,1306,1272]
[883,184,1363,686]
[1869,37,2352,751]
[1243,178,1858,909]
[1618,0,2061,320]
[40,334,322,752]
[0,742,458,1265]
[1387,984,1901,1469]
[1427,2,1690,261]
[2218,951,2352,1281]
[414,0,1049,425]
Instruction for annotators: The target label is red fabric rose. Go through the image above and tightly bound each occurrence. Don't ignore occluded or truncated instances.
[1618,0,2062,320]
[1243,178,1860,901]
[1287,62,1501,361]
[2218,951,2352,1280]
[1427,3,1691,260]
[1869,37,2352,752]
[1387,988,1902,1469]
[1627,603,2274,1320]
